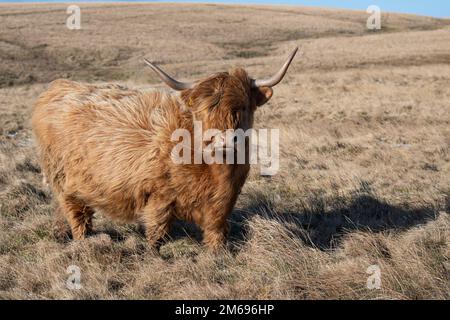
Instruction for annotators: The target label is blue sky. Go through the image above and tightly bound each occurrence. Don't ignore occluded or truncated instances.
[0,0,448,18]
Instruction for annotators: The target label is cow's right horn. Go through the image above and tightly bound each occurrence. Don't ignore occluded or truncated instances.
[144,59,195,91]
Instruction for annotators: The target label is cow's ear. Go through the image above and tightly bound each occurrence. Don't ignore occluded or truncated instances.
[254,87,273,107]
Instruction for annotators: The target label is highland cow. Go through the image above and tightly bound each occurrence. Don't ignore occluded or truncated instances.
[31,48,298,250]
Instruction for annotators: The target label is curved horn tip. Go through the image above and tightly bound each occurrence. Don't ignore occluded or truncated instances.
[143,58,156,68]
[284,46,299,66]
[144,58,194,91]
[291,46,299,56]
[252,47,300,88]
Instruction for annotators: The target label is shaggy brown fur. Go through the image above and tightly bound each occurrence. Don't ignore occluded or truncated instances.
[32,68,273,250]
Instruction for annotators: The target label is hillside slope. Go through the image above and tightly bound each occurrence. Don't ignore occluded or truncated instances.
[0,3,449,299]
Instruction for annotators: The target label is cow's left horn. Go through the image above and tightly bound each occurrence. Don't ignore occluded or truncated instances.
[251,47,298,88]
[144,59,195,91]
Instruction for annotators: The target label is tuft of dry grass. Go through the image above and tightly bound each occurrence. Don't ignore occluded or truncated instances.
[0,3,449,299]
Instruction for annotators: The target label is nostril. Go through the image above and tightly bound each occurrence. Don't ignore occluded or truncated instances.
[212,133,226,147]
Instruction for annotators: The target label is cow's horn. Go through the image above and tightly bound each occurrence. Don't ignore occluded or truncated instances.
[144,59,194,91]
[251,47,298,88]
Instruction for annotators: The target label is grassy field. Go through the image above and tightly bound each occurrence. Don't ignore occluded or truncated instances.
[0,3,449,299]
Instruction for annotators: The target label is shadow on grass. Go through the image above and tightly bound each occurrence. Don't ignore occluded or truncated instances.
[44,185,445,252]
[115,191,445,251]
[228,193,443,250]
[97,217,203,245]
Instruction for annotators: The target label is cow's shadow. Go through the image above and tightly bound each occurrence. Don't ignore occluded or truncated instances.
[97,191,446,251]
[227,193,445,250]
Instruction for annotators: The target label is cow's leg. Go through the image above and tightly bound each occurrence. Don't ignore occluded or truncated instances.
[53,201,71,241]
[200,208,230,251]
[59,195,94,240]
[141,199,174,249]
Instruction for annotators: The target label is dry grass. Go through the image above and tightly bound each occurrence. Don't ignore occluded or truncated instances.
[0,3,449,299]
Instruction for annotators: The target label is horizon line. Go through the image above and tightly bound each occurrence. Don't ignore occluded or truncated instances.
[0,0,449,19]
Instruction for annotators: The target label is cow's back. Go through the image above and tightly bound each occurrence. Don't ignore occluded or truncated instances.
[32,79,180,221]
